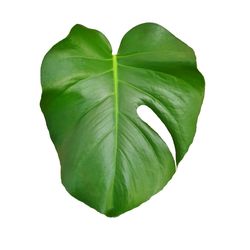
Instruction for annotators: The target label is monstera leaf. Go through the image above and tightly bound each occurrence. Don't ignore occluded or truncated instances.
[41,23,205,217]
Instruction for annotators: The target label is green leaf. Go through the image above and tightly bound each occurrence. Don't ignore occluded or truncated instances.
[40,23,205,217]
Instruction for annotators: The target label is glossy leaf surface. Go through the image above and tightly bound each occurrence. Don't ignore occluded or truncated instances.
[41,23,205,216]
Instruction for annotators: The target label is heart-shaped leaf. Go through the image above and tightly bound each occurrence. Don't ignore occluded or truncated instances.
[41,23,205,217]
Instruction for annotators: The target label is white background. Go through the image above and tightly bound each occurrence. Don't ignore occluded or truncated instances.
[1,0,250,249]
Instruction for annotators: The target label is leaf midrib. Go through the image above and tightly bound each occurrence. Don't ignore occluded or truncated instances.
[107,55,119,211]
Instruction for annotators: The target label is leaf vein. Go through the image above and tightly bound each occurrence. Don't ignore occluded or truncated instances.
[56,69,113,97]
[120,113,160,161]
[57,55,112,61]
[76,95,113,126]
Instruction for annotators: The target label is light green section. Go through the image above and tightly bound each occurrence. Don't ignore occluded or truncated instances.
[112,54,119,165]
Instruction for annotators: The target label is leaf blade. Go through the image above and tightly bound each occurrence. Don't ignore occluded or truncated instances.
[41,23,204,216]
